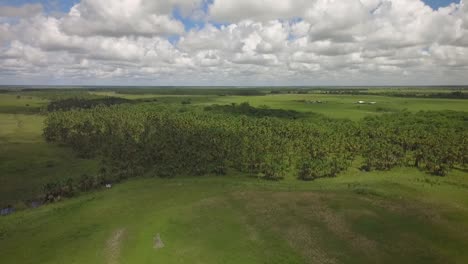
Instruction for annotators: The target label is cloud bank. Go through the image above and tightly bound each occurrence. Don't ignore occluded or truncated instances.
[0,0,467,85]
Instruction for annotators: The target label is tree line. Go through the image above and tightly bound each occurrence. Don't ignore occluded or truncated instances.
[204,102,306,119]
[47,97,131,111]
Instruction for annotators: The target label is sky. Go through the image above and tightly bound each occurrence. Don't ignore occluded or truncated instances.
[0,0,466,86]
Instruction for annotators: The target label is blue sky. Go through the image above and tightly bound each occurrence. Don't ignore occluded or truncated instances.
[424,0,460,9]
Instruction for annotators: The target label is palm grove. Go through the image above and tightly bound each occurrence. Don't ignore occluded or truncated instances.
[39,100,467,199]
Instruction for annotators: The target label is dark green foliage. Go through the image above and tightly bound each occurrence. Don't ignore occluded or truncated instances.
[42,178,76,201]
[47,97,131,112]
[360,111,467,175]
[43,104,357,181]
[181,98,192,105]
[42,174,104,202]
[43,105,467,181]
[388,91,468,99]
[204,102,305,119]
[110,87,267,96]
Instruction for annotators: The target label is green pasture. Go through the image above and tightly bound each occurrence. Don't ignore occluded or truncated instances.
[1,168,467,264]
[205,94,468,120]
[0,111,98,207]
[0,94,47,114]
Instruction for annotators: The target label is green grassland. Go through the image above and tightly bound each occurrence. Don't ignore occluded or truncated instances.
[0,95,98,207]
[206,94,468,120]
[0,88,467,263]
[0,94,47,114]
[1,169,467,263]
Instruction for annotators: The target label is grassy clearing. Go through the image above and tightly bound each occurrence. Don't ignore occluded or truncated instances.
[0,94,47,114]
[0,110,98,207]
[0,140,98,207]
[1,168,467,264]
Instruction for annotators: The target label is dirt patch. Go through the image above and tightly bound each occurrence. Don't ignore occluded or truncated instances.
[153,233,165,249]
[106,228,127,264]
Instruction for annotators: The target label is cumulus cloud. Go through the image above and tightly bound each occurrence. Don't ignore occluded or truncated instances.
[0,3,43,18]
[59,0,203,37]
[0,0,467,85]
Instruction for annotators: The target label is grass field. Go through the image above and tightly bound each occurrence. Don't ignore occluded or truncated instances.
[1,168,467,263]
[0,95,98,207]
[207,94,468,120]
[0,94,47,114]
[0,89,467,263]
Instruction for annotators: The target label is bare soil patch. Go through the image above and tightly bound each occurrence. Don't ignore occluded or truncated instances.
[105,228,127,264]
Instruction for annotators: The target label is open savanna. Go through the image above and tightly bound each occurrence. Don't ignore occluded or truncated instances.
[1,169,468,264]
[0,88,467,264]
[207,93,468,120]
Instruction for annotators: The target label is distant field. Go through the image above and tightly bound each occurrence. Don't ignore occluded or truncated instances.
[91,89,468,120]
[206,94,468,120]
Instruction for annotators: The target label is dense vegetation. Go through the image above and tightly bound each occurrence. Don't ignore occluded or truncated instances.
[360,111,467,175]
[44,104,356,183]
[204,102,306,119]
[47,97,131,111]
[43,103,467,196]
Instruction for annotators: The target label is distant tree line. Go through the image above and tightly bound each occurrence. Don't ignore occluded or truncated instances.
[387,91,468,99]
[47,97,132,111]
[323,90,467,99]
[112,88,267,96]
[204,102,306,119]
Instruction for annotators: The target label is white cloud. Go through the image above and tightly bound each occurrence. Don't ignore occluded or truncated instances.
[0,0,467,85]
[0,3,43,18]
[60,0,202,37]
